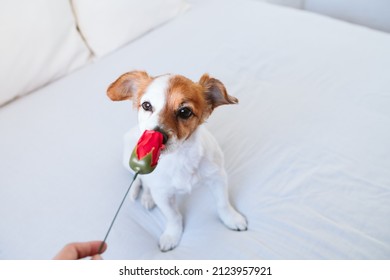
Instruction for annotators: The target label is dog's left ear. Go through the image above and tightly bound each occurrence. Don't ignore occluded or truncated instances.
[198,74,238,110]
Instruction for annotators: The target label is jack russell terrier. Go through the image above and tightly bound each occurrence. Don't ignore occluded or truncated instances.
[107,71,248,252]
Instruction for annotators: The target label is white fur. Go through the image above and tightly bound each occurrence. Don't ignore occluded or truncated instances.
[138,75,170,132]
[122,75,247,252]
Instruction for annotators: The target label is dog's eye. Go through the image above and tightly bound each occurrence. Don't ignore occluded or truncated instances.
[177,107,193,119]
[141,101,153,112]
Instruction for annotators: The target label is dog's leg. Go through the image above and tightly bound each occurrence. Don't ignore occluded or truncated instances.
[141,185,156,210]
[151,190,183,252]
[208,171,248,231]
[129,176,142,201]
[129,177,156,210]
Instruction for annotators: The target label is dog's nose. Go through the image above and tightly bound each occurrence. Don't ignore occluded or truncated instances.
[153,126,168,145]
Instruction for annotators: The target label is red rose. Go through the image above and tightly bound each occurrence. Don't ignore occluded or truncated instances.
[129,130,165,174]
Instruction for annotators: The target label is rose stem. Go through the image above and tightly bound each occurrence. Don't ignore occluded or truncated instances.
[98,172,139,254]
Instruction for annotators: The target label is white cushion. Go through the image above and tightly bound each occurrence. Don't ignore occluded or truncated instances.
[0,0,91,106]
[71,0,190,57]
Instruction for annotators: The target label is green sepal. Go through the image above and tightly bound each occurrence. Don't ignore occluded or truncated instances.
[129,147,156,174]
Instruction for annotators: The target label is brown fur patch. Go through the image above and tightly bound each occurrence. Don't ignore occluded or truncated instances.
[159,75,209,140]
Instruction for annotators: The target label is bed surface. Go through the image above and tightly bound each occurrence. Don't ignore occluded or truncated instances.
[1,0,389,259]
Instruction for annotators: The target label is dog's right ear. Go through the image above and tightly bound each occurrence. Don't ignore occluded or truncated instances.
[107,71,152,102]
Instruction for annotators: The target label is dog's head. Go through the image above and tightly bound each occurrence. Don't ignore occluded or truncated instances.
[107,71,238,152]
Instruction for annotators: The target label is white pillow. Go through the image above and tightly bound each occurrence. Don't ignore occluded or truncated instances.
[0,0,91,106]
[71,0,190,57]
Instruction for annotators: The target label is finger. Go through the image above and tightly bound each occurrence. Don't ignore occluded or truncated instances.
[91,254,103,260]
[53,241,107,260]
[88,240,107,256]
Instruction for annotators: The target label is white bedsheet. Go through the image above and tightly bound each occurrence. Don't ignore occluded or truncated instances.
[1,0,389,259]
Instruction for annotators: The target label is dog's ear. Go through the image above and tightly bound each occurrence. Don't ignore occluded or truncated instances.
[198,74,238,110]
[107,71,152,102]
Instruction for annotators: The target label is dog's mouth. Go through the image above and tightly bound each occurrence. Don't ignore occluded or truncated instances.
[153,127,169,145]
[162,133,168,146]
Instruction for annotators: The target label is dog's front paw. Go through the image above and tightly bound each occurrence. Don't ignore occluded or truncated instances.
[220,207,248,231]
[159,233,180,252]
[159,228,182,252]
[141,192,156,210]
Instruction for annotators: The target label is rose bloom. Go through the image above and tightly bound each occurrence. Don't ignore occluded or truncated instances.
[130,130,165,174]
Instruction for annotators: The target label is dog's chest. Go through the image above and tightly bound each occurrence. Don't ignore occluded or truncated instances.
[157,141,204,193]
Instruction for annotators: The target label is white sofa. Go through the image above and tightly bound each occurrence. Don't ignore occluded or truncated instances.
[1,0,390,260]
[0,0,188,107]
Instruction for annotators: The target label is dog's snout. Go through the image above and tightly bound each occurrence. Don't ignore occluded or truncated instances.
[154,126,169,144]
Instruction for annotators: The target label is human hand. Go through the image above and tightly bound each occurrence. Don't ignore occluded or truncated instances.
[53,241,107,260]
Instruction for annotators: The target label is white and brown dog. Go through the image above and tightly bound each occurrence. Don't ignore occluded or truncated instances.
[107,71,247,252]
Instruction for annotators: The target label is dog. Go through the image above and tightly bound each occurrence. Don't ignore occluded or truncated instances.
[107,71,248,251]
